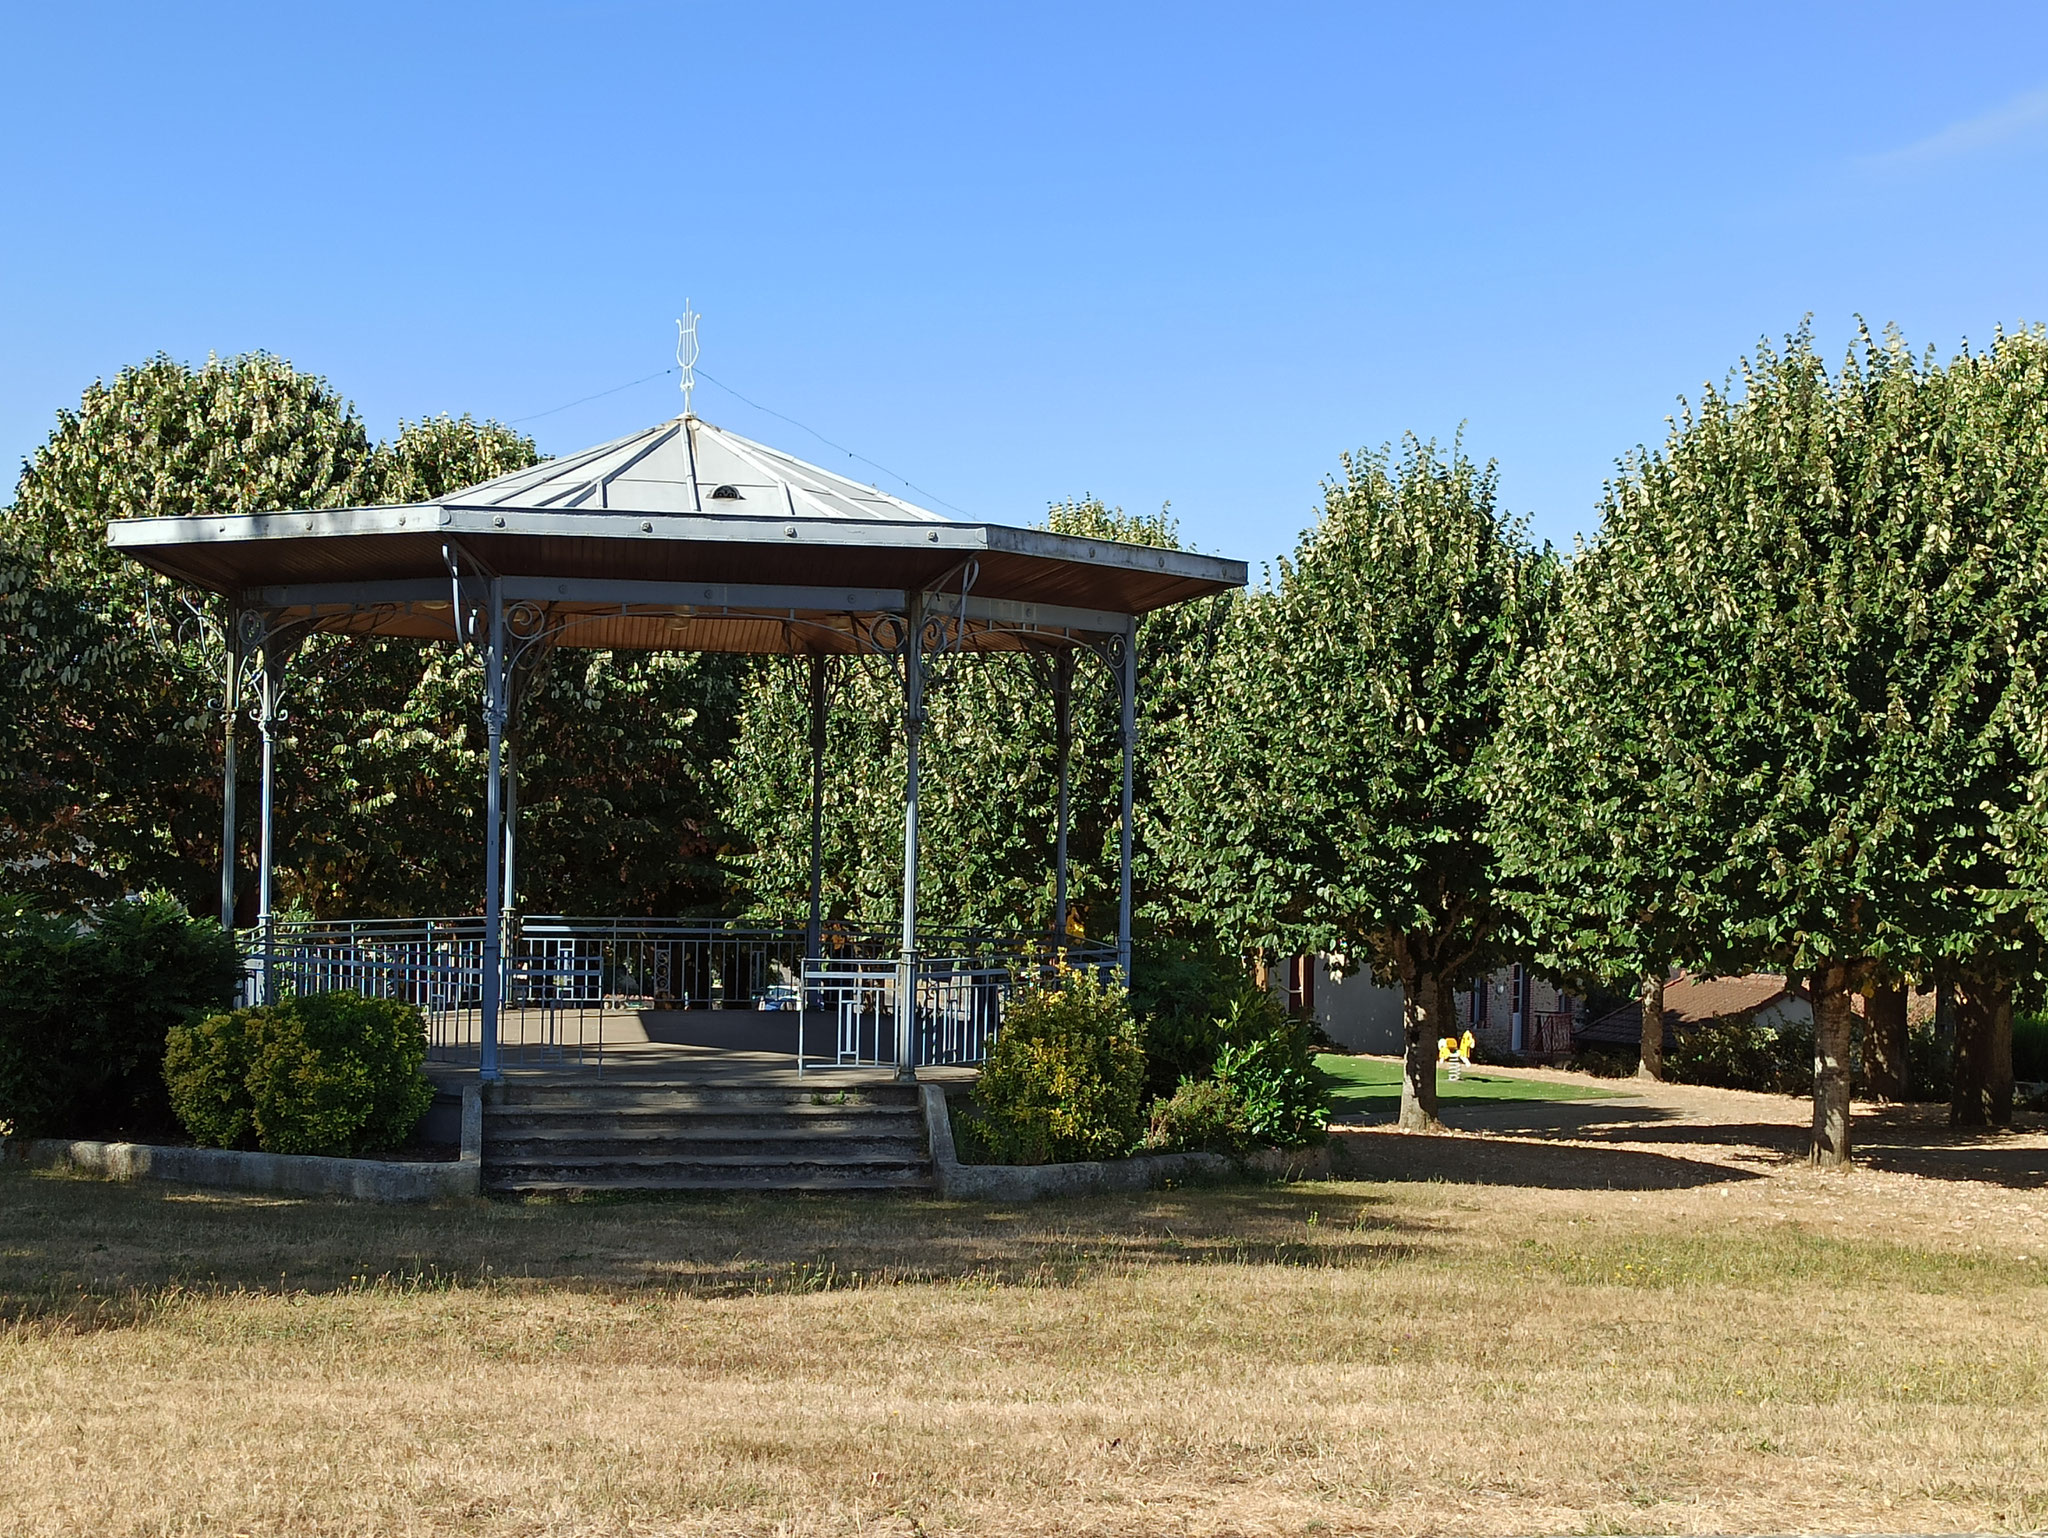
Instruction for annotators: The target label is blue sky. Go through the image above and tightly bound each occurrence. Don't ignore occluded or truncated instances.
[5,2,2047,563]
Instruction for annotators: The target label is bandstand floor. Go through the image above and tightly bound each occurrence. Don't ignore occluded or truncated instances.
[422,1006,977,1090]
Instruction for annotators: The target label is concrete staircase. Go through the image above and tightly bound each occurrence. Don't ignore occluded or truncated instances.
[480,1081,933,1195]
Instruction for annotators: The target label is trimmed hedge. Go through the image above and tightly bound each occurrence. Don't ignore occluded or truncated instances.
[1144,1075,1250,1155]
[961,969,1146,1165]
[165,990,434,1157]
[0,894,241,1138]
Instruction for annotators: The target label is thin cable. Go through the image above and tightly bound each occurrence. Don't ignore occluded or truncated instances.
[507,368,676,424]
[694,366,975,518]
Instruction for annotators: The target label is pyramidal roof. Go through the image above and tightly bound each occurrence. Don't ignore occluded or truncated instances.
[447,414,952,523]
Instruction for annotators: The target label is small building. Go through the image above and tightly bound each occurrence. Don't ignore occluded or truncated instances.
[1578,972,1811,1054]
[1277,955,1405,1054]
[1458,966,1580,1058]
[1269,956,1578,1059]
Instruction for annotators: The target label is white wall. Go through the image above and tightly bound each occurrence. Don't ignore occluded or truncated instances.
[1307,956,1405,1054]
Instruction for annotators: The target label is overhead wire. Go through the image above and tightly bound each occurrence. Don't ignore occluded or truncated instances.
[693,367,976,519]
[507,368,676,424]
[501,358,977,518]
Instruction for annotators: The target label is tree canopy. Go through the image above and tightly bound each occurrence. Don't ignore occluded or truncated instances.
[1151,437,1553,1129]
[716,499,1221,943]
[1496,325,2048,1156]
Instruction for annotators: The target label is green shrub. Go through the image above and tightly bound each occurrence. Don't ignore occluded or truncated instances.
[164,990,433,1156]
[1664,1013,1812,1095]
[1144,1075,1250,1155]
[962,969,1145,1165]
[1214,1021,1331,1145]
[1128,938,1259,1102]
[0,893,240,1138]
[162,1008,259,1148]
[1568,1045,1640,1078]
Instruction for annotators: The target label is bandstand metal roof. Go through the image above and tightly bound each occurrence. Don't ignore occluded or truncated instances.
[108,414,1246,654]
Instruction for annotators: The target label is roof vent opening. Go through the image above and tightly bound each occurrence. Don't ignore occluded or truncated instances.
[710,484,743,500]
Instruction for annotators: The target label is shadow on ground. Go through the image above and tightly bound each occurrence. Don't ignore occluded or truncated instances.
[1329,1122,1764,1190]
[1332,1094,2048,1190]
[0,1168,1427,1327]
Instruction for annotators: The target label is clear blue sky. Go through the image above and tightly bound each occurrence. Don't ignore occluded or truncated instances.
[5,2,2046,563]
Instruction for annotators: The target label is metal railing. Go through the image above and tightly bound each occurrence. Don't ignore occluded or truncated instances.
[244,915,1118,1073]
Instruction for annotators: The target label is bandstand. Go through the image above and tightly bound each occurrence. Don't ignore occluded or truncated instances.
[109,409,1244,1084]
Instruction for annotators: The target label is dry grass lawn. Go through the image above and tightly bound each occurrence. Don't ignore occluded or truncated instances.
[3,1072,2046,1537]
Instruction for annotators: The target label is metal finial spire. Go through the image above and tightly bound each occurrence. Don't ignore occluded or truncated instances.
[675,303,699,417]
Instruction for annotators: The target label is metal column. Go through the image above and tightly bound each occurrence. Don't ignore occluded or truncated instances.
[218,612,243,934]
[1051,649,1073,942]
[804,655,829,973]
[502,738,518,922]
[253,638,286,1004]
[895,595,925,1080]
[479,581,507,1082]
[1116,621,1137,980]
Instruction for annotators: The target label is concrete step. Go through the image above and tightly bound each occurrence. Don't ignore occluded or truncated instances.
[487,1174,934,1196]
[478,1081,933,1193]
[485,1152,932,1193]
[483,1103,921,1131]
[488,1130,925,1161]
[487,1084,919,1110]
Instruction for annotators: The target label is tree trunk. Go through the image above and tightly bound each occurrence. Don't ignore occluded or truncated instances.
[1636,968,1666,1081]
[1810,961,1856,1168]
[1862,980,1908,1102]
[1398,966,1446,1132]
[1953,977,2014,1128]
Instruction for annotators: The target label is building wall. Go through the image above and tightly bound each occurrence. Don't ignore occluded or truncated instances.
[1458,966,1580,1057]
[1287,956,1405,1054]
[1271,957,1584,1059]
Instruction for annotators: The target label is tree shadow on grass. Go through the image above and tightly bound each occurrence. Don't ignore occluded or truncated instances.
[1334,1095,2048,1191]
[1835,1105,2048,1189]
[0,1168,1429,1329]
[1329,1120,1767,1191]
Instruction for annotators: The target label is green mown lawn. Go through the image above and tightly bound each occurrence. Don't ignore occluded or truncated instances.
[1316,1052,1621,1111]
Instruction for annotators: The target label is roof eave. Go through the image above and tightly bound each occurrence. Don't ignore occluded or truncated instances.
[106,506,1246,589]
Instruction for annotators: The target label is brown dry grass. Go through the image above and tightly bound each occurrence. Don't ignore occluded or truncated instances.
[3,1078,2046,1537]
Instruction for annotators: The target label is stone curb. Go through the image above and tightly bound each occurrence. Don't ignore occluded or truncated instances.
[920,1083,1235,1200]
[1,1084,483,1204]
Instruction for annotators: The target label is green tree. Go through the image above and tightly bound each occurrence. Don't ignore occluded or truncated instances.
[2,358,743,922]
[1152,438,1553,1130]
[1,354,374,911]
[715,499,1225,937]
[1527,326,2048,1159]
[1490,527,1722,1083]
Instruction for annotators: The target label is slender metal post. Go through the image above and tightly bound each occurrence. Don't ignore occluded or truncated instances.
[254,639,286,1005]
[502,737,518,920]
[895,597,925,1080]
[219,613,243,933]
[804,655,829,977]
[1116,620,1137,980]
[479,580,507,1082]
[1052,649,1073,941]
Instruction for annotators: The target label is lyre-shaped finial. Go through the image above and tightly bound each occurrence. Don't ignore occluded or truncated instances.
[675,303,700,417]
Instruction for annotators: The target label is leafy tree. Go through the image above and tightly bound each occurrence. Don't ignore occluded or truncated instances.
[1152,437,1553,1130]
[3,358,743,922]
[1,354,373,911]
[715,499,1226,938]
[1524,326,2048,1160]
[1490,523,1723,1083]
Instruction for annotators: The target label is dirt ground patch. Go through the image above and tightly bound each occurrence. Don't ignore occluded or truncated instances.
[2,1075,2043,1537]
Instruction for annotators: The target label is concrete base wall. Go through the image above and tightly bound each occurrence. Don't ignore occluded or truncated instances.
[4,1085,483,1204]
[921,1084,1233,1200]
